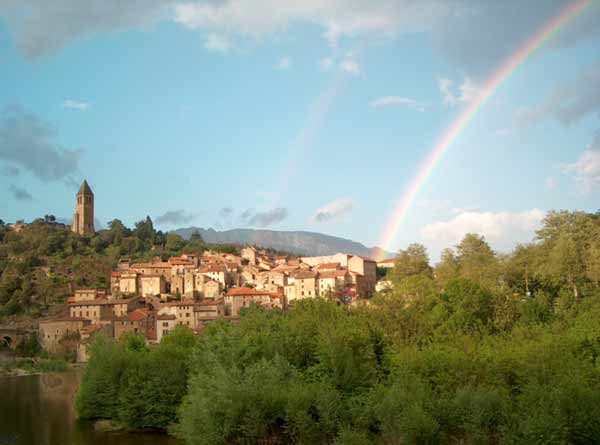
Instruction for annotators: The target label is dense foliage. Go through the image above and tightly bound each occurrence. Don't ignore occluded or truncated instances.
[0,216,240,320]
[76,210,600,444]
[76,326,197,429]
[173,295,600,444]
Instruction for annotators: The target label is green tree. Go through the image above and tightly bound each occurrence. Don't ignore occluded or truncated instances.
[585,239,600,286]
[434,248,460,288]
[165,233,185,251]
[390,243,432,282]
[456,233,498,288]
[190,230,204,243]
[134,216,155,246]
[76,334,128,419]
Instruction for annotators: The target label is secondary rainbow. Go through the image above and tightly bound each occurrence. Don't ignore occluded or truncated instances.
[375,0,591,259]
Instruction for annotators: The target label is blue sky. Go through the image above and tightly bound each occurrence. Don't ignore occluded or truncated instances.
[1,1,599,260]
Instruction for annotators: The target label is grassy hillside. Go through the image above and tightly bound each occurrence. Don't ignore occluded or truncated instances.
[0,216,241,323]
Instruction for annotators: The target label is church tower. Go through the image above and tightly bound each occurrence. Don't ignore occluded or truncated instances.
[72,180,95,235]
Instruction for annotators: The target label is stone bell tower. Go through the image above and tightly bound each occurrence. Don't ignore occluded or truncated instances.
[72,180,95,235]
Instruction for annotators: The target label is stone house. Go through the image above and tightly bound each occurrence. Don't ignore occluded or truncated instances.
[69,297,143,322]
[318,270,351,295]
[38,317,90,354]
[224,288,281,317]
[199,264,228,287]
[377,258,396,269]
[317,263,341,272]
[240,265,259,286]
[293,270,318,300]
[110,308,156,341]
[171,273,185,296]
[241,246,257,264]
[72,288,104,302]
[194,298,224,324]
[158,301,196,328]
[156,314,176,343]
[110,271,121,295]
[115,271,138,296]
[69,301,109,322]
[257,260,273,271]
[348,256,377,297]
[204,279,223,299]
[140,275,166,297]
[284,283,297,302]
[183,270,197,300]
[266,270,287,287]
[300,253,350,268]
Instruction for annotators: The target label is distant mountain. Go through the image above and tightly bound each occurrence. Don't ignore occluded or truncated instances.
[173,227,394,259]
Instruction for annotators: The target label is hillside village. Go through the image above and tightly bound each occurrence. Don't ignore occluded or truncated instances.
[35,181,389,361]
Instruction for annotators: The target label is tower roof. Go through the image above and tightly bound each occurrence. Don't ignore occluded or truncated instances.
[77,180,93,195]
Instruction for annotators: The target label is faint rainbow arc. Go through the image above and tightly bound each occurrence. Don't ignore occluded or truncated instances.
[375,0,591,260]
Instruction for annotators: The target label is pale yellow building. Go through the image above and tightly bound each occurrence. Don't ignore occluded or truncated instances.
[224,288,281,317]
[156,314,176,342]
[140,275,166,297]
[158,301,196,328]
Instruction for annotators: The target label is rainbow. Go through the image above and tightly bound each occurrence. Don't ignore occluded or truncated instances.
[375,0,591,260]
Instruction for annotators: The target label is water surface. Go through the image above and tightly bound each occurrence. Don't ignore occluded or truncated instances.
[0,372,180,445]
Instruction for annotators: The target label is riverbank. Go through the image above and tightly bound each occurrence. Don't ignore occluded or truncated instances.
[0,354,74,377]
[0,372,182,445]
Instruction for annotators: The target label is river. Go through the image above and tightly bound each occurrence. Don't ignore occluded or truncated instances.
[0,372,181,445]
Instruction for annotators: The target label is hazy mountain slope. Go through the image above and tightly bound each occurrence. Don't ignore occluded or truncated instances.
[174,227,393,258]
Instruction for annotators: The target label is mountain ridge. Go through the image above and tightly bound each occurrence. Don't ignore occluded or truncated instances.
[173,227,393,259]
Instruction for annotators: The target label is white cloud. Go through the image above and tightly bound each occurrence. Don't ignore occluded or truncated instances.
[2,1,599,75]
[62,100,90,110]
[340,58,360,75]
[421,209,545,252]
[274,55,292,70]
[562,133,600,193]
[439,78,455,106]
[204,32,231,52]
[370,96,426,112]
[173,1,444,47]
[439,76,481,107]
[311,197,355,223]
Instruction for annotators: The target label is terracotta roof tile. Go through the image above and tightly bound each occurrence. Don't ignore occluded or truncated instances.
[39,316,90,323]
[380,258,396,263]
[317,262,340,269]
[157,314,176,320]
[226,287,272,297]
